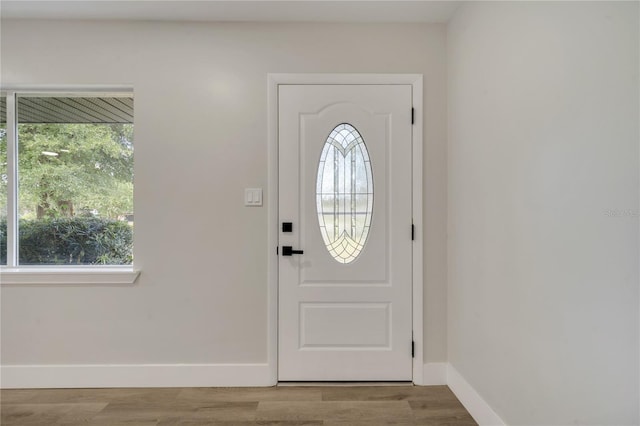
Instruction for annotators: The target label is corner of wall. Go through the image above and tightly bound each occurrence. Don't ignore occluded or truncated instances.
[422,362,506,426]
[422,362,447,385]
[446,364,506,426]
[422,362,506,425]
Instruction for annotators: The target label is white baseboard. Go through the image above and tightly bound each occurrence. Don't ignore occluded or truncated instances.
[422,362,448,385]
[446,364,506,426]
[1,363,274,389]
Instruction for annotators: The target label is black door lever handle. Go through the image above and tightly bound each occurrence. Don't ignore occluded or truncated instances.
[282,246,304,256]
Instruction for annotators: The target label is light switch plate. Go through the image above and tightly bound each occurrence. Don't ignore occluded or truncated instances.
[245,188,263,206]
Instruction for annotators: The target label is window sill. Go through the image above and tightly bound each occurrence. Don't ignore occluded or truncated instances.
[0,267,140,285]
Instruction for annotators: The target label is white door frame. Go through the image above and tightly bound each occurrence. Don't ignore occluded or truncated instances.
[267,74,424,385]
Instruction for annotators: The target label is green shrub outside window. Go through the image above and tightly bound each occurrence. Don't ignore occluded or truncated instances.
[0,217,132,265]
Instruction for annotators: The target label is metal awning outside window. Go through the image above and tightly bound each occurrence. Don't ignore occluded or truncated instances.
[0,95,133,124]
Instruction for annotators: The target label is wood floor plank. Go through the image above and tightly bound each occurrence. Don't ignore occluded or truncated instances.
[1,402,107,425]
[158,421,323,426]
[177,387,323,402]
[89,401,193,424]
[321,385,456,401]
[87,421,159,425]
[323,421,413,426]
[409,399,477,425]
[410,415,477,426]
[92,400,258,423]
[191,401,260,421]
[252,422,324,426]
[0,389,40,403]
[56,402,110,425]
[256,400,412,422]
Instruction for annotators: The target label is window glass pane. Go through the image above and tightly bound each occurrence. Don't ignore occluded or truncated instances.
[16,95,134,265]
[316,123,373,264]
[0,95,6,265]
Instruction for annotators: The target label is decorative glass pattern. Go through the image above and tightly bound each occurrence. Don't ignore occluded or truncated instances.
[316,123,373,264]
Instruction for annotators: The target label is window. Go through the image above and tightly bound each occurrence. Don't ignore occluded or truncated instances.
[1,92,134,269]
[316,123,373,264]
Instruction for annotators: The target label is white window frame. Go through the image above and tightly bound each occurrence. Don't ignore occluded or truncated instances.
[0,87,139,285]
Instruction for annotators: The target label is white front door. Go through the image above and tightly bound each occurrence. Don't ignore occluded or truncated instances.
[278,84,413,381]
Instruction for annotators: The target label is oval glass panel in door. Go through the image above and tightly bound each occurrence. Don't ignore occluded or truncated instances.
[316,123,373,264]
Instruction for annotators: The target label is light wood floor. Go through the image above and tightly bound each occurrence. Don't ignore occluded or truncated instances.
[1,385,477,425]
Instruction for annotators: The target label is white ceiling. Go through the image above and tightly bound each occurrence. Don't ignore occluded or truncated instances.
[0,1,461,23]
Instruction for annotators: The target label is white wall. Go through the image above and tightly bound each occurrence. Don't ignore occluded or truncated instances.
[448,2,639,424]
[0,20,448,375]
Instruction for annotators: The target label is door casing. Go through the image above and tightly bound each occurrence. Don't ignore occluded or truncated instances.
[267,74,424,385]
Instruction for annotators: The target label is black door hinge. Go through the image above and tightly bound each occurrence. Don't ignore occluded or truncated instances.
[276,246,279,255]
[411,341,415,358]
[411,224,415,241]
[411,108,415,125]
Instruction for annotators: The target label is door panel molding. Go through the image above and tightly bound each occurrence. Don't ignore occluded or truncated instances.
[267,74,424,385]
